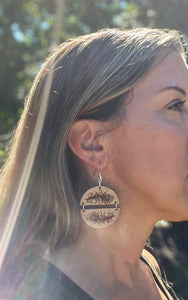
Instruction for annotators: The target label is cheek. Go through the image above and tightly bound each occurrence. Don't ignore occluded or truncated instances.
[115,122,187,187]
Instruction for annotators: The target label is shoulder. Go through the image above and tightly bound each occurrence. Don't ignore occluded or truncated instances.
[142,249,161,275]
[0,253,68,300]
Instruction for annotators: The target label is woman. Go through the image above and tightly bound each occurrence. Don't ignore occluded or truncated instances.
[0,28,187,299]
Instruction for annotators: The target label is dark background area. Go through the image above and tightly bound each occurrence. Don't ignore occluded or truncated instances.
[1,0,188,298]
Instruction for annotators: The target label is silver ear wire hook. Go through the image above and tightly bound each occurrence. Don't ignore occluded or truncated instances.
[98,172,102,188]
[98,163,102,188]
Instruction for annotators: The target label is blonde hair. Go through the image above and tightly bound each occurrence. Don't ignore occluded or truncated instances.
[0,28,185,253]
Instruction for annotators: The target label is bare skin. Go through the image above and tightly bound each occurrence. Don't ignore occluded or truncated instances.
[45,51,188,299]
[45,227,166,300]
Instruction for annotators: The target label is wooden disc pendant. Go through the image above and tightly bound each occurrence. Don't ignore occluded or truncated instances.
[80,186,120,228]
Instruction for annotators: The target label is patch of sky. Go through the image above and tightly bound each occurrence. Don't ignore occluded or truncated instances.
[10,22,39,43]
[39,21,50,30]
[10,23,25,42]
[120,1,127,9]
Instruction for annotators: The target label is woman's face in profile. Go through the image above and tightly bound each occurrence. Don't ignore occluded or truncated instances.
[107,51,188,222]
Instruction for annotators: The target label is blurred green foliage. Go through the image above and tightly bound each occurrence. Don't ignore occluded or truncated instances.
[1,0,188,298]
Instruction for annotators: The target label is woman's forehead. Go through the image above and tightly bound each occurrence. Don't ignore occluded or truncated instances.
[133,51,188,97]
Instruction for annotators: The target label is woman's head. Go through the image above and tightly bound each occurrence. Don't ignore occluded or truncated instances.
[1,28,186,250]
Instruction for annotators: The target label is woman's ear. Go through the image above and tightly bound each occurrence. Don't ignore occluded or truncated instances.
[68,119,108,170]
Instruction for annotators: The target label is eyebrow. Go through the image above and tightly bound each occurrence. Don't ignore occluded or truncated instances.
[160,86,186,96]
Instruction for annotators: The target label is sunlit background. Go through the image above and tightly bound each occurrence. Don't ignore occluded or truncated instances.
[1,0,188,298]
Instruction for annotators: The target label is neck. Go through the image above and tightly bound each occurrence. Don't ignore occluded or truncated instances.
[44,206,157,295]
[99,202,157,264]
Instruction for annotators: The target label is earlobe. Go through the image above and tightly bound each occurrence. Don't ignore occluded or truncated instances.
[68,120,108,169]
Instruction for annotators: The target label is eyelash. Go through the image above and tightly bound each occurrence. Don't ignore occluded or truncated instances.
[167,99,186,112]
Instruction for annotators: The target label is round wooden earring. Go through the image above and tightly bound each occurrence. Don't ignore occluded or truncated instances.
[80,172,120,228]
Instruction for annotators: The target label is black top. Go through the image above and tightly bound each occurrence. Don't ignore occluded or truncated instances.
[0,253,183,300]
[0,253,93,300]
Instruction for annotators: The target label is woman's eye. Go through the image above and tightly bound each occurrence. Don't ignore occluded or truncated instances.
[167,99,186,112]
